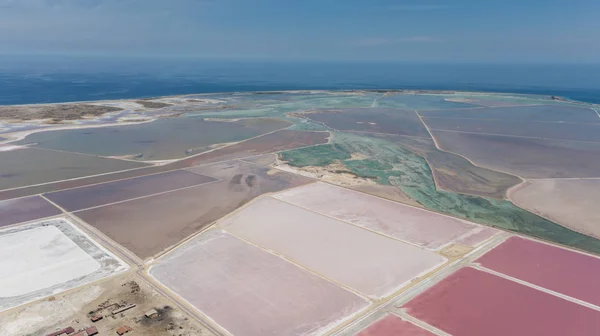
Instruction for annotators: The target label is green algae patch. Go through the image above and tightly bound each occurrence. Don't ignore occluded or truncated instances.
[280,131,600,255]
[343,159,403,185]
[348,132,521,199]
[280,144,350,167]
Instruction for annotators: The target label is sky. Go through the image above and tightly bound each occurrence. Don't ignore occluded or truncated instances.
[0,0,599,62]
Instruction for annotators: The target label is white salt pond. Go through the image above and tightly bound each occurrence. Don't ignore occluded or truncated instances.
[0,219,128,312]
[0,225,100,297]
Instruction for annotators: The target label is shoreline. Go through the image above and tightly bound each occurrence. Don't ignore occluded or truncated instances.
[1,89,597,146]
[0,89,595,108]
[0,118,156,145]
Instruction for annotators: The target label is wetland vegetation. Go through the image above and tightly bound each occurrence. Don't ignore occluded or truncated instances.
[280,131,600,254]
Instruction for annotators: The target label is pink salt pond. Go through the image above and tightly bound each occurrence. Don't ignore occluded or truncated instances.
[403,267,600,336]
[477,236,600,307]
[356,314,433,336]
[150,230,368,336]
[273,182,496,249]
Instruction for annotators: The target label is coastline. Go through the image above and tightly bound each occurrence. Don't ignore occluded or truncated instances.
[1,89,597,147]
[0,88,588,108]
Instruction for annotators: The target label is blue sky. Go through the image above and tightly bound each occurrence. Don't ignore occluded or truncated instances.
[0,0,599,62]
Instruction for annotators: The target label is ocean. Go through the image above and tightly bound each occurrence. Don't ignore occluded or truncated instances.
[1,55,599,105]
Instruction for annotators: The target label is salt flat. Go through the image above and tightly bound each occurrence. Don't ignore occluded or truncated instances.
[273,182,495,249]
[0,225,100,297]
[219,197,447,298]
[150,229,367,336]
[0,219,128,312]
[510,179,600,239]
[76,160,311,259]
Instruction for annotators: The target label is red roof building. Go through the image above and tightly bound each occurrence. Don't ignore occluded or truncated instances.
[85,326,99,336]
[116,325,132,335]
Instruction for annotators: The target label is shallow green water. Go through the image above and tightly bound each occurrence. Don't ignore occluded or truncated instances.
[193,92,379,119]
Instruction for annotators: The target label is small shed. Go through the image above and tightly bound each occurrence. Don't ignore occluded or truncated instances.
[145,309,159,319]
[116,325,133,335]
[90,314,103,322]
[85,326,99,336]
